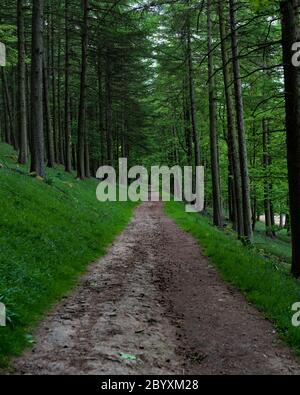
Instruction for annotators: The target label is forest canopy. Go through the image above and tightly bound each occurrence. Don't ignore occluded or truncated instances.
[0,0,300,277]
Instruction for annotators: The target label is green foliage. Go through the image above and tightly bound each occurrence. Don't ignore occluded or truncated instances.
[0,23,17,66]
[0,143,136,366]
[165,201,300,356]
[249,0,277,5]
[144,0,290,222]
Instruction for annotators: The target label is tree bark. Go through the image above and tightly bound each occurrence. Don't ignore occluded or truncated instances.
[57,18,64,165]
[43,55,55,168]
[77,0,89,179]
[2,69,16,148]
[1,69,12,145]
[186,12,201,168]
[85,132,90,178]
[30,0,45,177]
[218,0,244,236]
[51,8,58,163]
[262,118,274,238]
[208,0,222,227]
[280,0,300,277]
[64,0,72,172]
[229,0,253,242]
[183,79,193,166]
[17,0,28,164]
[105,50,113,166]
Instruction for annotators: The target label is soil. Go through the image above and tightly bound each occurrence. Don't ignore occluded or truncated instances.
[12,201,300,375]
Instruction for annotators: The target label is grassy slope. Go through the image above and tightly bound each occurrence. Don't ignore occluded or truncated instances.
[208,208,292,264]
[165,201,300,356]
[0,143,135,366]
[253,221,291,264]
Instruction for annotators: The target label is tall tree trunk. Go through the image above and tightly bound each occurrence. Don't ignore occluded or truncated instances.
[262,118,274,238]
[64,0,72,172]
[57,18,64,165]
[183,79,193,166]
[43,55,55,168]
[77,0,89,179]
[186,13,201,168]
[1,69,11,145]
[26,64,32,156]
[51,9,58,163]
[285,212,291,234]
[280,0,300,277]
[30,0,45,177]
[85,132,90,178]
[218,0,243,236]
[17,0,28,164]
[11,70,19,150]
[229,0,253,242]
[252,196,257,232]
[105,50,113,166]
[208,0,222,227]
[279,213,284,229]
[97,47,104,165]
[2,69,16,148]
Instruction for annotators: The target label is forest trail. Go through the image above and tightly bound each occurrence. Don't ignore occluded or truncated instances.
[12,201,300,375]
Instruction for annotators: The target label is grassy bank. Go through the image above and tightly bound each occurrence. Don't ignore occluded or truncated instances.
[253,221,291,265]
[0,144,135,366]
[165,201,300,356]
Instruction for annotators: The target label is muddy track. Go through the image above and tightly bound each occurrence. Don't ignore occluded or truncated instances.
[12,201,300,375]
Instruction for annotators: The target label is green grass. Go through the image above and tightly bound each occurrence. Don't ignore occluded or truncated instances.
[220,208,292,265]
[165,201,300,356]
[253,221,291,264]
[0,143,136,366]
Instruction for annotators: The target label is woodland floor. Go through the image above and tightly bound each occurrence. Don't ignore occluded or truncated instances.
[11,200,300,375]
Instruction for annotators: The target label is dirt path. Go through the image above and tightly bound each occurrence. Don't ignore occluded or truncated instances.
[13,201,300,375]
